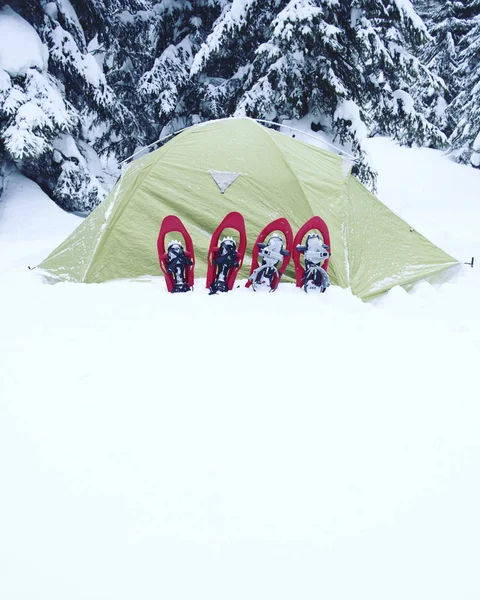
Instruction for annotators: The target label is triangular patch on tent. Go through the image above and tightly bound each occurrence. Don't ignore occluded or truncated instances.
[209,170,240,194]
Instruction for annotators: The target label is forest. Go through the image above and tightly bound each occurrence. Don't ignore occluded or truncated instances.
[0,0,479,212]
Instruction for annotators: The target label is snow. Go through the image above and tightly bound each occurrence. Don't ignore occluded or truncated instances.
[334,99,368,139]
[393,0,429,37]
[392,89,415,114]
[0,6,49,76]
[43,2,59,21]
[273,0,340,39]
[366,136,479,260]
[473,129,480,152]
[191,0,257,75]
[53,133,82,161]
[0,169,80,272]
[350,6,362,27]
[49,25,108,90]
[1,136,480,600]
[434,94,448,119]
[56,0,83,34]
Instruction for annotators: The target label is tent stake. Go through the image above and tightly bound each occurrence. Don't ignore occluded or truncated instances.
[464,257,475,268]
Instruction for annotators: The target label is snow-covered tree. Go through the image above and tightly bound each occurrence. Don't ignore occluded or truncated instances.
[135,1,224,136]
[419,1,473,134]
[0,1,117,211]
[343,0,447,179]
[0,0,464,210]
[187,0,445,188]
[448,9,480,167]
[412,0,444,19]
[70,0,160,156]
[0,1,223,210]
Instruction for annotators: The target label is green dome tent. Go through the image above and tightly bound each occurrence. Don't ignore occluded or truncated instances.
[39,118,458,300]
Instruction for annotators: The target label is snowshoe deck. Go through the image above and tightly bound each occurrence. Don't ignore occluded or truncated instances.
[157,215,195,292]
[206,212,247,293]
[293,216,331,293]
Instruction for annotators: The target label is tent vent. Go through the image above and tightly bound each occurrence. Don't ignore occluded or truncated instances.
[209,170,240,194]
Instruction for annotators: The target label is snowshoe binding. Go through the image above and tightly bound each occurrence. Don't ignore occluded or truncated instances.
[248,234,290,292]
[246,217,293,292]
[166,240,193,293]
[209,237,240,294]
[296,233,331,293]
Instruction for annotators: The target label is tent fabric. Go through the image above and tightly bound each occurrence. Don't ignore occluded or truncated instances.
[38,118,459,300]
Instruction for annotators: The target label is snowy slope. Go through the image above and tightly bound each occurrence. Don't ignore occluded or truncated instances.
[1,139,480,600]
[0,168,80,279]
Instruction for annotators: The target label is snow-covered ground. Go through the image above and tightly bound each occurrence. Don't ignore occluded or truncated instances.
[1,139,479,600]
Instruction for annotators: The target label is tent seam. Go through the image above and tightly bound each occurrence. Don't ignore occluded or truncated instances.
[259,122,348,288]
[258,125,317,216]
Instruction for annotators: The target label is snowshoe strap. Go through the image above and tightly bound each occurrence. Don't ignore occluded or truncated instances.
[304,248,330,265]
[166,247,192,273]
[213,245,239,268]
[258,247,285,265]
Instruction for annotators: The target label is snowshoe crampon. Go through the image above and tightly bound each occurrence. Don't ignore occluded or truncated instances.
[246,218,293,292]
[206,212,247,294]
[293,216,331,294]
[157,215,195,293]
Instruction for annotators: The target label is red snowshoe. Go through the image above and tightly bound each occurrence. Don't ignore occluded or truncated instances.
[246,217,293,292]
[157,215,195,293]
[206,212,247,294]
[293,216,331,293]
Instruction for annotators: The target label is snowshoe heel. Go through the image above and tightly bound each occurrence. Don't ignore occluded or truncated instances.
[172,282,191,293]
[209,279,230,294]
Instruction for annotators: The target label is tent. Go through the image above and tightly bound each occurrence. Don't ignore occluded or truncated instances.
[38,118,459,300]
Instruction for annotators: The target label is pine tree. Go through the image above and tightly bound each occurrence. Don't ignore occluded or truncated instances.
[0,1,120,212]
[136,1,224,137]
[71,0,160,156]
[347,0,446,149]
[420,1,471,134]
[187,0,445,188]
[0,0,458,209]
[67,1,225,152]
[448,8,480,167]
[411,0,444,20]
